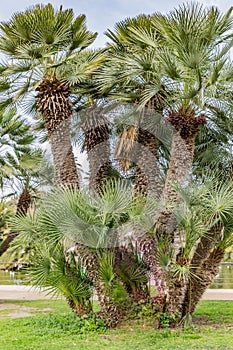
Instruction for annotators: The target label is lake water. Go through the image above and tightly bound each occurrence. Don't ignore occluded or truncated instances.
[210,264,233,289]
[0,264,233,288]
[0,270,27,285]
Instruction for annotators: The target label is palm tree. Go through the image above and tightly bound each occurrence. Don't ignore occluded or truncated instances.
[0,200,13,245]
[97,15,167,198]
[163,176,233,321]
[0,148,46,257]
[71,77,113,192]
[0,105,37,255]
[12,180,156,326]
[29,243,93,316]
[179,178,233,319]
[151,3,233,204]
[126,5,233,281]
[0,4,103,186]
[0,105,34,188]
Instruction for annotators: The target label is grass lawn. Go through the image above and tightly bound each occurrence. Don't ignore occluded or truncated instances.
[0,299,232,350]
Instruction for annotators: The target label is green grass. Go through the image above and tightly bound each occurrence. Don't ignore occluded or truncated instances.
[0,300,233,350]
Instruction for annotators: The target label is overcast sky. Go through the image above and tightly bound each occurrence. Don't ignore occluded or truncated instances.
[0,0,232,48]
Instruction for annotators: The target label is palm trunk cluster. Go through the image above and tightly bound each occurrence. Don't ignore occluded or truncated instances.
[131,105,216,320]
[83,100,222,325]
[163,221,224,319]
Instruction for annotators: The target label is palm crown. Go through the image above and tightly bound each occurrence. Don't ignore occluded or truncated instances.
[0,4,105,186]
[0,3,102,107]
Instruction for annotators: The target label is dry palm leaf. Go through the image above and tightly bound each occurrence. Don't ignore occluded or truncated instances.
[115,125,137,171]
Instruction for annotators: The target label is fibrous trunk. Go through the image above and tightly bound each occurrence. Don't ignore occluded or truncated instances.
[134,128,162,198]
[157,107,206,248]
[83,107,111,191]
[132,112,164,303]
[166,272,187,315]
[162,132,196,205]
[182,247,224,316]
[181,226,223,317]
[49,120,79,186]
[154,107,207,313]
[139,235,167,307]
[76,245,122,327]
[66,297,91,317]
[36,75,79,186]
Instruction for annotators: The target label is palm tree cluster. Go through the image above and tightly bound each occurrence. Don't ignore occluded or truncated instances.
[1,2,233,328]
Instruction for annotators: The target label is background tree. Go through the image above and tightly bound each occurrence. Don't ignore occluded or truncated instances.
[0,4,103,186]
[0,148,47,257]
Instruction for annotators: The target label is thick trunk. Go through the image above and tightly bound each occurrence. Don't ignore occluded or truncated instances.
[157,107,206,246]
[89,267,123,327]
[0,188,31,257]
[163,132,195,204]
[36,76,79,187]
[83,109,111,191]
[181,226,222,316]
[134,123,164,303]
[155,133,196,253]
[134,129,163,199]
[191,234,216,267]
[155,132,197,314]
[182,247,224,316]
[66,297,91,316]
[75,245,122,327]
[50,120,79,186]
[166,272,186,315]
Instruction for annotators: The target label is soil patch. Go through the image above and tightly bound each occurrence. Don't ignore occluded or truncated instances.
[0,302,51,319]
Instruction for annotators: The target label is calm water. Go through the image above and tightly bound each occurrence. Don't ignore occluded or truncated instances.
[210,264,233,289]
[0,270,27,285]
[0,264,233,288]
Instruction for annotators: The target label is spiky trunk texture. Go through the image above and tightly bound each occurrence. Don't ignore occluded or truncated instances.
[36,75,79,186]
[182,247,225,316]
[134,128,163,198]
[139,236,167,307]
[153,108,207,312]
[0,188,31,257]
[163,132,195,204]
[191,231,218,268]
[181,226,223,317]
[166,274,186,315]
[75,245,122,327]
[166,254,189,316]
[83,108,111,191]
[166,225,221,316]
[158,107,206,243]
[49,121,79,186]
[66,297,91,317]
[132,106,164,304]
